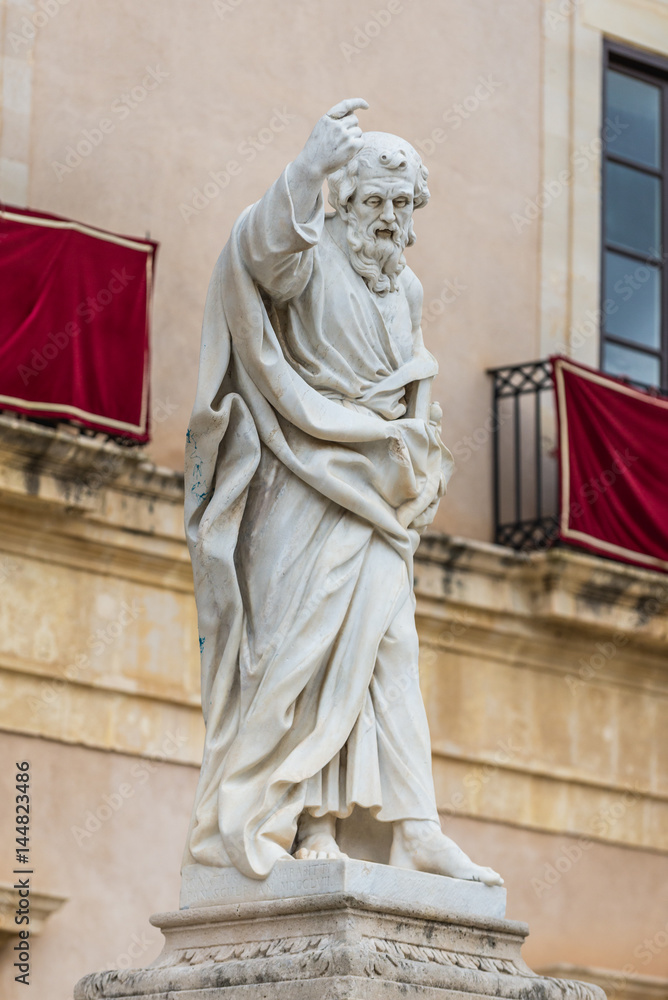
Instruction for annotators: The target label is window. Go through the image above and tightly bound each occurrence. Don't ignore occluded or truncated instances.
[601,42,668,391]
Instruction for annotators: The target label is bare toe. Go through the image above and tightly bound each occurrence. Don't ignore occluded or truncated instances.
[481,867,504,886]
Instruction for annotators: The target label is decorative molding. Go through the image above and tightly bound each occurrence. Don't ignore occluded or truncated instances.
[0,415,191,592]
[0,883,67,943]
[0,414,184,501]
[0,666,204,765]
[416,534,668,636]
[152,935,330,968]
[363,936,526,977]
[80,931,602,1000]
[540,964,668,1000]
[583,0,668,58]
[364,941,603,1000]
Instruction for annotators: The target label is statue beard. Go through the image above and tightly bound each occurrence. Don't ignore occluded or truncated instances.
[343,210,415,295]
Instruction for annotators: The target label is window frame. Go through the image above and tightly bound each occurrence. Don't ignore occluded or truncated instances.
[601,39,668,391]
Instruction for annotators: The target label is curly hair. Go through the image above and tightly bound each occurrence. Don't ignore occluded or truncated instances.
[328,131,430,214]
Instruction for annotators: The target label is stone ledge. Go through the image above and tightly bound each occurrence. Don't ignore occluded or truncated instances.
[416,533,668,649]
[0,413,184,506]
[0,883,67,942]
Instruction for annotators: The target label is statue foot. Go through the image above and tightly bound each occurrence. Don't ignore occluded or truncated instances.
[390,820,504,886]
[294,838,347,860]
[293,811,347,861]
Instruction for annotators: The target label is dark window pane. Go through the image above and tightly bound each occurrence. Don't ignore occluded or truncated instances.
[606,69,661,169]
[603,341,661,386]
[605,161,661,256]
[603,250,661,349]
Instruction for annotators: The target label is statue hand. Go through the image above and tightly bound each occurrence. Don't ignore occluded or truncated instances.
[294,98,368,180]
[410,495,440,533]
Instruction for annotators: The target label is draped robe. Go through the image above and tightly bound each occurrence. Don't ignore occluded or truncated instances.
[183,167,454,879]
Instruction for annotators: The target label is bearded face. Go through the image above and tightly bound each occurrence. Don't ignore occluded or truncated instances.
[342,177,416,295]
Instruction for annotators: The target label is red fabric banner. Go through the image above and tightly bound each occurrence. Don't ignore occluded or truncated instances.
[0,205,157,442]
[552,355,668,573]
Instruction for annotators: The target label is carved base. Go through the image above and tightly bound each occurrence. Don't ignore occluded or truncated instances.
[74,860,606,1000]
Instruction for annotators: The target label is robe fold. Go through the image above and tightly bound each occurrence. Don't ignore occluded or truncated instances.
[183,167,454,878]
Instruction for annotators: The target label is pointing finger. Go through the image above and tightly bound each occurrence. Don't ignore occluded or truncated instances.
[326,97,369,120]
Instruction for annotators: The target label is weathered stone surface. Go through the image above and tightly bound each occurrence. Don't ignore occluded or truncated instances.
[74,862,606,999]
[180,858,507,918]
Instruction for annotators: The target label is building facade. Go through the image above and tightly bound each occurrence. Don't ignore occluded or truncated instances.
[0,0,667,997]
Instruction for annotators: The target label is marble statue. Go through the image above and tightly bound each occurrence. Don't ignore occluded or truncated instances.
[183,98,503,888]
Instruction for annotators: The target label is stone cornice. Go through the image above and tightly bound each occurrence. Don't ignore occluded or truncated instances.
[0,415,191,589]
[539,965,668,1000]
[416,533,668,652]
[0,413,184,505]
[0,883,67,942]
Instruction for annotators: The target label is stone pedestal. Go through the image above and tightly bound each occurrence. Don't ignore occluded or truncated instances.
[74,860,605,999]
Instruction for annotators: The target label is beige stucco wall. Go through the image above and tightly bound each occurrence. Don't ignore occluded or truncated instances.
[1,0,544,541]
[0,732,195,1000]
[2,2,668,997]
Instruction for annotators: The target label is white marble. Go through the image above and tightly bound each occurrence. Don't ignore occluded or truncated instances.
[75,859,605,1000]
[183,99,501,887]
[180,858,507,918]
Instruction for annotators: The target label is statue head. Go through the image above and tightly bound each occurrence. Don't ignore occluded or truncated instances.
[327,131,430,295]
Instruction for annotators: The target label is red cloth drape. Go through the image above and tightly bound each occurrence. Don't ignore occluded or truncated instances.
[0,205,157,441]
[552,355,668,573]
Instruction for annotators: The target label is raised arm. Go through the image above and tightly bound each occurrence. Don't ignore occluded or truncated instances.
[288,98,368,222]
[238,99,368,302]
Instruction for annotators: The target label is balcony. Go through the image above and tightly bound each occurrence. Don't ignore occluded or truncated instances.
[487,358,668,554]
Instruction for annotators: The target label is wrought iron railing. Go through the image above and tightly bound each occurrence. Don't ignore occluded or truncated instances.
[487,359,559,551]
[0,409,142,447]
[487,358,668,552]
